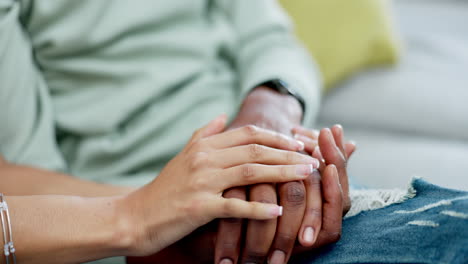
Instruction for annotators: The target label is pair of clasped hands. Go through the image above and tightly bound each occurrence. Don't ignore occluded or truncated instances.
[125,114,355,264]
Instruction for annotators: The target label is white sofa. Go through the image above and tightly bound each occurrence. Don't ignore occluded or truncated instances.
[317,0,468,190]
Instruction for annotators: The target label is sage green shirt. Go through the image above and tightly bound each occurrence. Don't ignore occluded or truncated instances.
[1,0,320,262]
[0,0,320,187]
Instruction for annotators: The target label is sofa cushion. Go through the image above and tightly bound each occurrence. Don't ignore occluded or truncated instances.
[317,0,468,190]
[318,0,468,141]
[279,0,401,90]
[334,128,468,190]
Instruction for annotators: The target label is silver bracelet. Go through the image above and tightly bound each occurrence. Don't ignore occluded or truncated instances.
[0,194,16,264]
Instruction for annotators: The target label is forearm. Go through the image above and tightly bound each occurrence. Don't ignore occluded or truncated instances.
[0,162,135,197]
[0,195,131,264]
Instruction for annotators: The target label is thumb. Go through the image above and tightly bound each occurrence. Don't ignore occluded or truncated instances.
[191,114,228,141]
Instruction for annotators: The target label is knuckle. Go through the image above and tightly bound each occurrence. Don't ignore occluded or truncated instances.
[243,124,259,137]
[219,241,238,252]
[241,164,256,181]
[285,150,296,163]
[279,166,289,180]
[306,207,322,219]
[284,182,306,206]
[275,132,289,148]
[187,140,205,153]
[328,189,342,205]
[222,200,235,217]
[308,178,322,190]
[250,184,276,204]
[188,152,209,171]
[255,197,276,204]
[274,232,297,249]
[191,176,209,191]
[248,144,263,160]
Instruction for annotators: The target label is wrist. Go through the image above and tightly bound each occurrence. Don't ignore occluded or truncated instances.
[233,86,303,134]
[116,185,184,257]
[108,195,139,256]
[246,86,303,124]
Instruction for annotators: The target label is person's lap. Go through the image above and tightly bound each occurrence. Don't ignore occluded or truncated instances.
[291,178,468,264]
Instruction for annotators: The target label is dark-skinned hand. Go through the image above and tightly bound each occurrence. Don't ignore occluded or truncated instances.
[127,87,355,264]
[127,125,355,264]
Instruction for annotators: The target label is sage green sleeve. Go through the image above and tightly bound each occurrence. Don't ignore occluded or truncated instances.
[223,0,322,126]
[0,0,65,171]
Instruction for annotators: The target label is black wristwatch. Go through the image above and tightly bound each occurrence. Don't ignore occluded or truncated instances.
[258,79,306,113]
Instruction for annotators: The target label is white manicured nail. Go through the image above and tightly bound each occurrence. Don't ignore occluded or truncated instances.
[219,258,233,264]
[269,250,286,264]
[269,205,283,217]
[296,140,305,151]
[296,164,313,177]
[303,227,314,244]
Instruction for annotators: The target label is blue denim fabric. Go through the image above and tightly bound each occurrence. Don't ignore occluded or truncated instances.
[291,179,468,264]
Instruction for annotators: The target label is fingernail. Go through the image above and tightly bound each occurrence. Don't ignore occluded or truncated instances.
[269,205,283,217]
[305,157,320,169]
[303,227,315,244]
[296,164,313,177]
[312,158,320,169]
[269,250,286,264]
[295,134,311,143]
[291,135,305,151]
[296,140,305,151]
[219,258,233,264]
[312,129,320,137]
[303,155,317,164]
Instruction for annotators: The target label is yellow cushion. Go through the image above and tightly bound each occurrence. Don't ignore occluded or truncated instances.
[280,0,401,91]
